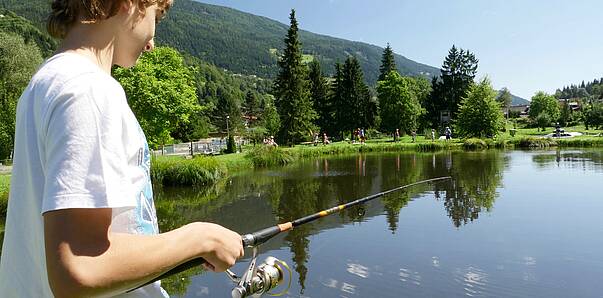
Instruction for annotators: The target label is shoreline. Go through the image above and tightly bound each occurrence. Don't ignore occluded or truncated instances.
[1,134,602,213]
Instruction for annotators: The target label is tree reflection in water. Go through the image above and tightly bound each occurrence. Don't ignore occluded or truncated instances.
[152,150,509,295]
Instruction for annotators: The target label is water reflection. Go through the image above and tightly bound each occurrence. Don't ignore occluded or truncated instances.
[532,149,603,172]
[150,149,603,297]
[154,151,509,295]
[430,151,508,227]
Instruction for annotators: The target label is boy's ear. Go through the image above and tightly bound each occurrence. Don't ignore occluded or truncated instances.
[119,0,135,14]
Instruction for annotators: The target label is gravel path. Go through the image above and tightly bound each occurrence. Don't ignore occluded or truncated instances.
[0,165,12,174]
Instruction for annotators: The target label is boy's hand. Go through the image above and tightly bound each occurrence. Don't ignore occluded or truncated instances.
[187,222,245,272]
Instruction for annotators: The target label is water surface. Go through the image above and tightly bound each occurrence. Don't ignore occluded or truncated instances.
[156,149,603,297]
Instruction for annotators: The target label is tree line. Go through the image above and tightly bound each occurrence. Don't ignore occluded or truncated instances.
[3,7,603,160]
[273,10,508,144]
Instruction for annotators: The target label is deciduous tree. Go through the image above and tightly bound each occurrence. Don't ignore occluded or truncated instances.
[377,71,425,135]
[0,32,43,159]
[455,77,504,138]
[113,47,200,147]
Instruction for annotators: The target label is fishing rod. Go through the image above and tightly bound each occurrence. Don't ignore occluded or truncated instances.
[133,176,451,297]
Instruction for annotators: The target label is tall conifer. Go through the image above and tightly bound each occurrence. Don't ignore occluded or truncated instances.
[425,45,478,127]
[378,43,397,81]
[308,60,333,135]
[273,9,317,145]
[336,56,376,137]
[331,63,346,138]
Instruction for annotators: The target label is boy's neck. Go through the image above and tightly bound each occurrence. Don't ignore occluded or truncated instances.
[56,23,117,74]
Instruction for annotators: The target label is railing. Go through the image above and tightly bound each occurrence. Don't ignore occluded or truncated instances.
[152,138,247,157]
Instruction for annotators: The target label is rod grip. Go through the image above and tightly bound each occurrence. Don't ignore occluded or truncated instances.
[242,226,281,247]
[130,236,250,292]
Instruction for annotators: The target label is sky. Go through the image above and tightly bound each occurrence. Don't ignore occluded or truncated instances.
[197,0,603,99]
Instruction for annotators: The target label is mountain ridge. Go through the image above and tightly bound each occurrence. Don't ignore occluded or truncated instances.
[0,0,439,84]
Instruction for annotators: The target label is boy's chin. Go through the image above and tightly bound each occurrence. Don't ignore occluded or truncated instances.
[114,58,138,69]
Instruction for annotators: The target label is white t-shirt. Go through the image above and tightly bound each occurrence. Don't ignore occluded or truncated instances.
[0,53,168,297]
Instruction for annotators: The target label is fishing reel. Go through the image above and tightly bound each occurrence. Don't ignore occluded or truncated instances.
[227,246,292,298]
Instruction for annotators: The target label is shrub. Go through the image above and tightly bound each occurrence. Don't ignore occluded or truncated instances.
[225,135,236,154]
[514,137,557,148]
[463,138,488,150]
[151,156,227,187]
[245,146,294,167]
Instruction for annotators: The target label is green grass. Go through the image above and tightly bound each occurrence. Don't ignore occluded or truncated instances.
[498,124,603,148]
[151,155,228,187]
[289,139,458,158]
[0,174,10,220]
[151,126,603,187]
[245,146,294,167]
[463,138,489,150]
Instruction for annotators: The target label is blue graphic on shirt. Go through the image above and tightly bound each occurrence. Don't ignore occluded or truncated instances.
[134,129,159,235]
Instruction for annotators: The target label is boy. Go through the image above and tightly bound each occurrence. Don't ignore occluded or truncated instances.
[0,0,243,297]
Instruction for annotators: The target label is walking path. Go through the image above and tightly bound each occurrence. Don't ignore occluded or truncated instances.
[0,165,11,174]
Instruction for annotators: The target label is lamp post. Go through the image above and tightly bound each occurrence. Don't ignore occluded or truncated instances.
[226,115,230,138]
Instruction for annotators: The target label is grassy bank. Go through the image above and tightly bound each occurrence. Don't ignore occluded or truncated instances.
[151,155,230,187]
[149,125,603,187]
[1,125,602,192]
[150,139,461,187]
[1,174,10,230]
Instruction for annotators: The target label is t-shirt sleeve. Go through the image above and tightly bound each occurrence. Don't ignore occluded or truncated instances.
[41,76,137,213]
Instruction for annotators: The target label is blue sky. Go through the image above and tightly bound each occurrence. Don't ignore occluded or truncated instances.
[198,0,603,99]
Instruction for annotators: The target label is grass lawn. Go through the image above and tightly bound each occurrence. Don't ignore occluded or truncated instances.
[0,174,10,232]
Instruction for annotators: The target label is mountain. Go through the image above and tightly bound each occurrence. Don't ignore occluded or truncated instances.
[509,93,529,105]
[0,0,439,84]
[496,90,529,106]
[0,8,57,57]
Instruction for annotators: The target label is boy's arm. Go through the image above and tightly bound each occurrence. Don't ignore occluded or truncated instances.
[44,208,243,298]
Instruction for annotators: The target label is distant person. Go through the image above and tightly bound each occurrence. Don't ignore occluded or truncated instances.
[360,128,366,143]
[445,126,452,140]
[394,128,400,142]
[269,136,278,147]
[322,132,330,145]
[0,0,244,296]
[411,131,417,143]
[431,128,436,142]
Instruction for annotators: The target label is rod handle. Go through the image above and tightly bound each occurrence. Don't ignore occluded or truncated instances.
[130,236,252,292]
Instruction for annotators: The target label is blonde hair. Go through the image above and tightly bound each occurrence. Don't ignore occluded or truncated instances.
[47,0,172,39]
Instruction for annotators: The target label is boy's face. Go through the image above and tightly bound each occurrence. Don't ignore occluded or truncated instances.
[115,1,170,68]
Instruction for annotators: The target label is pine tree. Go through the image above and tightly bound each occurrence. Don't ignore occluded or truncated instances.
[378,43,396,81]
[244,91,259,124]
[336,56,376,136]
[330,62,346,138]
[214,89,242,133]
[273,9,317,145]
[308,60,333,135]
[425,45,478,127]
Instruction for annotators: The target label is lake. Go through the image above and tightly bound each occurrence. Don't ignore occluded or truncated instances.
[155,149,603,297]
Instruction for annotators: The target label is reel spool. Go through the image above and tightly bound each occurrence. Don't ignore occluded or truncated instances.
[230,248,292,298]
